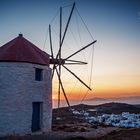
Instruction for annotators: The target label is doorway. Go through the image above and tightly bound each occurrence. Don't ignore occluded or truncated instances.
[31,102,43,132]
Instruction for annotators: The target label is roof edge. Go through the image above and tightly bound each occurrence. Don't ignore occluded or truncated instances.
[0,60,50,66]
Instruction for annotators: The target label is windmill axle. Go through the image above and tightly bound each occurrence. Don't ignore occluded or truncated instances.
[50,58,65,65]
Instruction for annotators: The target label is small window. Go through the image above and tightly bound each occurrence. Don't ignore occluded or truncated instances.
[35,68,43,81]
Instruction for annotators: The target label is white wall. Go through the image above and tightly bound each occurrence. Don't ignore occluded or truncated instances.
[0,62,52,136]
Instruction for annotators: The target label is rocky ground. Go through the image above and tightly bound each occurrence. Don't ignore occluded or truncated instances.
[51,102,140,139]
[1,102,140,140]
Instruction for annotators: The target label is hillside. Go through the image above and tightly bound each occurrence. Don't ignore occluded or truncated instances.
[53,102,140,124]
[1,102,140,140]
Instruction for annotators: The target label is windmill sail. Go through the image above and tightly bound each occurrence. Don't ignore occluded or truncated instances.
[45,2,97,108]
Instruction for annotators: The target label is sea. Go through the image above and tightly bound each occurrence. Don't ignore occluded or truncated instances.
[53,98,140,108]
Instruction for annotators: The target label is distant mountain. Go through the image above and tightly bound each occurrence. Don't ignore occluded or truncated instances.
[53,102,140,118]
[72,102,140,114]
[86,96,140,102]
[94,102,140,114]
[112,96,140,100]
[85,97,109,101]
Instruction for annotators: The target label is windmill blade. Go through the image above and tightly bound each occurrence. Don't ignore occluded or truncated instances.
[55,67,70,107]
[49,24,56,79]
[58,64,61,108]
[65,60,87,65]
[58,6,62,108]
[58,67,61,108]
[59,6,62,59]
[56,2,75,59]
[49,24,54,59]
[65,40,97,60]
[51,64,56,79]
[64,63,87,65]
[62,65,92,90]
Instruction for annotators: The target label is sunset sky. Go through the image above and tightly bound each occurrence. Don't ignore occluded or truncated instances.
[0,0,140,102]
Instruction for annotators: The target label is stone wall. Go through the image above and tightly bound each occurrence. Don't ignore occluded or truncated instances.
[0,62,52,136]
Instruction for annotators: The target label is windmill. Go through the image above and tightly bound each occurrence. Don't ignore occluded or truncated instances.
[48,2,97,109]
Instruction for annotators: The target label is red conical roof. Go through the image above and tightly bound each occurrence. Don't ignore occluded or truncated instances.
[0,34,50,66]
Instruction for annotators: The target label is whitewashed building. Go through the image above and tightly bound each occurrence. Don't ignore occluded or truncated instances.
[0,34,52,136]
